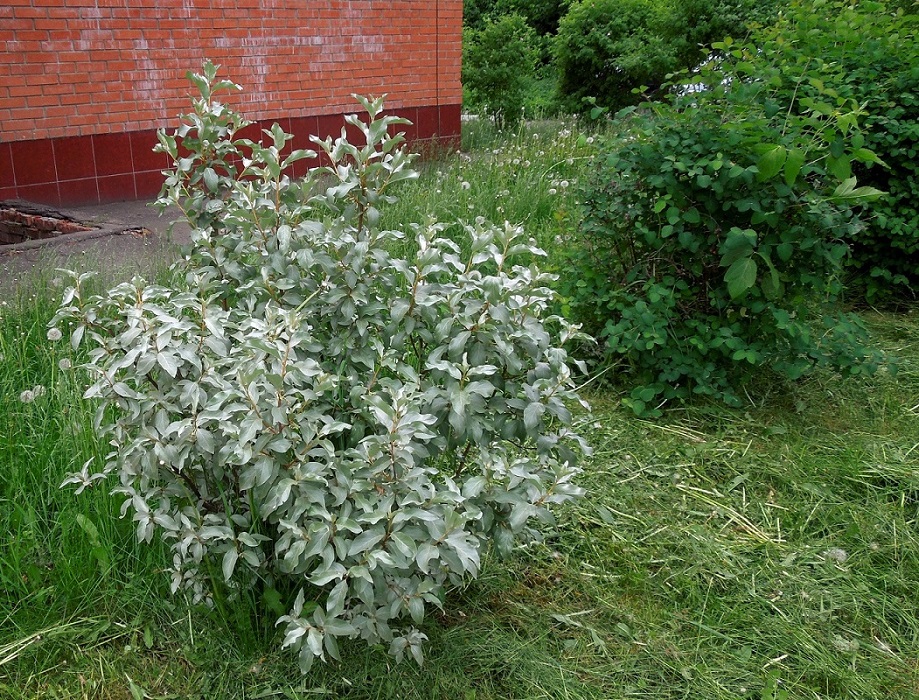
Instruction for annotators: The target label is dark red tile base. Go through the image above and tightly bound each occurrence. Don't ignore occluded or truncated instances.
[1,104,462,207]
[58,178,99,206]
[134,170,166,199]
[17,183,61,207]
[97,174,137,203]
[0,143,14,189]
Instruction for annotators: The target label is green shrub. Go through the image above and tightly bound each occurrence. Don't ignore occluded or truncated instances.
[54,63,589,669]
[552,0,777,114]
[496,0,572,36]
[673,0,917,303]
[464,0,572,35]
[553,0,677,113]
[463,0,494,29]
[663,0,782,67]
[768,0,919,302]
[463,14,541,128]
[561,33,885,414]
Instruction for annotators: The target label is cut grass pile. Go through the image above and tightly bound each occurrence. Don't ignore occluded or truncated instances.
[1,118,917,699]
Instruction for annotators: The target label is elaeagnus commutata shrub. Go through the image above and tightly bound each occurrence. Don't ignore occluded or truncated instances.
[52,62,590,670]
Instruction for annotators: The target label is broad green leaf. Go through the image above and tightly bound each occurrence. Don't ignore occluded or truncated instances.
[756,145,786,182]
[826,155,852,181]
[852,147,882,164]
[783,148,806,186]
[725,258,758,299]
[832,178,886,202]
[760,265,781,300]
[720,244,754,267]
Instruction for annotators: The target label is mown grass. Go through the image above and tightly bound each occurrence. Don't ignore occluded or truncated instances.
[2,119,918,699]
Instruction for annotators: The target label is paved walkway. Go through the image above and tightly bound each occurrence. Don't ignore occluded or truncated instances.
[0,199,191,292]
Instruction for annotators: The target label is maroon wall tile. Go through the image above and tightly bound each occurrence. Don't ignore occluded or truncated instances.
[17,182,61,206]
[415,106,438,140]
[97,174,136,203]
[130,130,170,172]
[3,104,454,207]
[439,104,461,139]
[287,115,320,177]
[315,114,344,142]
[11,139,56,186]
[59,178,100,206]
[92,132,133,177]
[235,121,265,145]
[0,143,14,188]
[134,170,165,199]
[387,107,418,143]
[54,135,96,181]
[288,115,319,147]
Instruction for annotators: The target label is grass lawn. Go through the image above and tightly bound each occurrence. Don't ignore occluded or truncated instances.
[1,118,917,699]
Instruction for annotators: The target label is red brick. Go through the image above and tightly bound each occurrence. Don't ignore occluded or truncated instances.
[33,18,69,30]
[1,0,463,202]
[3,17,35,29]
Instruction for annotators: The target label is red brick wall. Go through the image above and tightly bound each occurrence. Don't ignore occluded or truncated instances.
[0,0,462,205]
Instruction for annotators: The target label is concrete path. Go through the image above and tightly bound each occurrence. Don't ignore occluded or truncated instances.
[0,198,192,292]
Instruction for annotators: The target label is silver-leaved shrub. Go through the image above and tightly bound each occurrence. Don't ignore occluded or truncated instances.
[53,62,589,670]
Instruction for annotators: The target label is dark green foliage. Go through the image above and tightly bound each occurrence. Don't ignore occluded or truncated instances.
[772,1,919,302]
[553,0,676,113]
[682,0,918,303]
[495,0,573,36]
[561,26,885,413]
[857,71,919,301]
[464,0,571,35]
[462,14,541,128]
[463,0,493,30]
[552,0,779,113]
[664,0,782,67]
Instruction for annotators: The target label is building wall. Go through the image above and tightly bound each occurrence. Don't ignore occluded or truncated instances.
[0,0,462,206]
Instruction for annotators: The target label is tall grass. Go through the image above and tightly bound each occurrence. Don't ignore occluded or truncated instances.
[381,115,598,262]
[1,120,918,699]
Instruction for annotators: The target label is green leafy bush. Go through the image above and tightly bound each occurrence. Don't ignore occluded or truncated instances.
[561,33,884,413]
[54,63,589,669]
[662,0,782,68]
[761,0,919,302]
[552,0,776,113]
[553,0,676,113]
[464,0,572,35]
[462,14,541,128]
[494,0,572,36]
